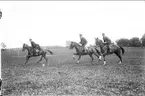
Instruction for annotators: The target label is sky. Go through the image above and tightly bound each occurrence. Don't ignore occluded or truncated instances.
[0,1,145,48]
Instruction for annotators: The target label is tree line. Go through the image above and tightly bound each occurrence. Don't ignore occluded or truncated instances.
[1,33,145,50]
[116,33,145,47]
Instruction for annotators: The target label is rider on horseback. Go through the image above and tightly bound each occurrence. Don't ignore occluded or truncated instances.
[102,33,112,53]
[79,34,88,53]
[29,39,41,55]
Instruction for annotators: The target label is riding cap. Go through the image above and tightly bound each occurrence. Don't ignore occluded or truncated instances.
[79,34,82,36]
[102,33,105,36]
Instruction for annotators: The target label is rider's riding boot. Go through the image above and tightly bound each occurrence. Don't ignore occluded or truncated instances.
[108,47,110,53]
[109,46,112,53]
[36,52,38,55]
[36,50,39,55]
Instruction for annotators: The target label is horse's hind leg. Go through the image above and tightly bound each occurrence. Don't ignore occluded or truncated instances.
[43,55,48,63]
[77,55,81,64]
[115,51,122,64]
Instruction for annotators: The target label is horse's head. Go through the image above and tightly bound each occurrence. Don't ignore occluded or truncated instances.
[69,41,75,49]
[22,43,28,51]
[95,38,103,47]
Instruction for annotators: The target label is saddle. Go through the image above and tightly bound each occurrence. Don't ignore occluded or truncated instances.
[82,46,88,53]
[78,43,88,53]
[103,43,113,53]
[108,43,116,53]
[32,48,40,55]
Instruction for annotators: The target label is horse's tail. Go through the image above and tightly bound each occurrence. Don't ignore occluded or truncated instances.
[47,49,53,55]
[119,46,125,55]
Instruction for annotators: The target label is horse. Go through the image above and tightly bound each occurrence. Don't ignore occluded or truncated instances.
[95,38,125,65]
[22,43,53,64]
[69,41,101,64]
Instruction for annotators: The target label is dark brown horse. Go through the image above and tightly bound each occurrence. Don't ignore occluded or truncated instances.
[95,38,125,65]
[69,41,101,64]
[22,43,53,64]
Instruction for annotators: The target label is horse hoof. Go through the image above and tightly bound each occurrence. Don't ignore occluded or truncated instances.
[99,56,101,60]
[77,61,79,64]
[42,64,45,67]
[119,61,122,64]
[103,61,106,65]
[73,55,75,60]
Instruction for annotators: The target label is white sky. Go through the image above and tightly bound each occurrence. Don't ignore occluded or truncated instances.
[0,1,145,48]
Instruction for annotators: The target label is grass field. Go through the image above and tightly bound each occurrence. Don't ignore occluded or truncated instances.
[1,47,145,96]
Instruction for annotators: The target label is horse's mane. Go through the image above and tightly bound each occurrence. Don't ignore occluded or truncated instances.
[71,41,81,47]
[24,43,32,48]
[95,38,103,43]
[95,38,105,47]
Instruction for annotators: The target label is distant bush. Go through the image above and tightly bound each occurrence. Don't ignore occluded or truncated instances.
[116,38,130,47]
[129,37,142,47]
[140,33,145,47]
[116,37,143,47]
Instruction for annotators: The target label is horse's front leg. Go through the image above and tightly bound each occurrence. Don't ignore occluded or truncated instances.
[89,53,94,61]
[102,50,108,65]
[43,55,48,63]
[37,55,43,63]
[103,55,106,65]
[73,53,77,60]
[25,55,30,64]
[77,54,81,64]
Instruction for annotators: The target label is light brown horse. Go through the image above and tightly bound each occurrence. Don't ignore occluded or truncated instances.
[95,38,125,65]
